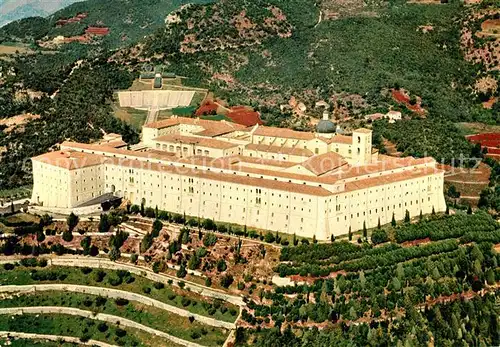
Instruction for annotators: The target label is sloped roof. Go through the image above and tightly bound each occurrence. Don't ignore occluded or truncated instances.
[144,116,246,137]
[245,143,314,157]
[301,152,347,176]
[253,126,316,140]
[32,151,102,170]
[154,134,238,150]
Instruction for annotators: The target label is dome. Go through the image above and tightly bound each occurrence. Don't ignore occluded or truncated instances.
[316,119,336,133]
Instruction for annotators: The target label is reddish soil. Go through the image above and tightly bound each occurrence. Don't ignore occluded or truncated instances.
[401,237,431,247]
[195,101,263,126]
[481,18,500,32]
[56,13,88,27]
[466,132,500,160]
[391,89,426,115]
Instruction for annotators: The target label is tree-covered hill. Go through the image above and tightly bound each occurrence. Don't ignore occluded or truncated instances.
[0,0,213,47]
[129,0,493,160]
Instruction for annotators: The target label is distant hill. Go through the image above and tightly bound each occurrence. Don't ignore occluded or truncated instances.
[0,0,213,47]
[0,0,82,27]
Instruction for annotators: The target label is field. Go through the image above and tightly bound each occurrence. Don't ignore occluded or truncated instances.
[0,42,31,55]
[112,102,148,130]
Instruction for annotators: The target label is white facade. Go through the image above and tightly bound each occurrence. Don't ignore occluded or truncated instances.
[31,116,446,240]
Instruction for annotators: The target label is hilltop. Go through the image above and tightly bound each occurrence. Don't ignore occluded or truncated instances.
[0,0,81,27]
[0,0,213,48]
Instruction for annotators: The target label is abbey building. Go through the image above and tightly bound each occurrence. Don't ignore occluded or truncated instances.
[31,115,446,240]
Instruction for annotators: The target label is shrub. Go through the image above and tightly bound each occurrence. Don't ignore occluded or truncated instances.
[371,229,389,245]
[95,296,107,307]
[38,259,48,267]
[167,293,176,300]
[205,277,212,287]
[181,297,191,307]
[97,322,108,332]
[80,267,93,275]
[20,258,38,267]
[3,263,14,270]
[154,282,164,290]
[202,232,218,247]
[94,270,106,282]
[264,232,275,243]
[190,331,201,340]
[220,274,234,288]
[229,308,238,316]
[115,298,129,306]
[107,276,122,286]
[130,253,138,264]
[115,329,127,338]
[62,230,73,242]
[143,286,151,294]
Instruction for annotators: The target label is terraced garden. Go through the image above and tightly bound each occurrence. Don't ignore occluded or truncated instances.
[0,262,238,323]
[0,291,228,346]
[0,314,172,346]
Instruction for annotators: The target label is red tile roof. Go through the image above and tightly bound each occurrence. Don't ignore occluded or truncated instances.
[253,126,316,140]
[32,151,102,170]
[144,116,246,137]
[154,134,238,150]
[245,143,314,157]
[301,152,347,176]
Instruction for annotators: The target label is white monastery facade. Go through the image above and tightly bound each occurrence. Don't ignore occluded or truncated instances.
[31,114,446,240]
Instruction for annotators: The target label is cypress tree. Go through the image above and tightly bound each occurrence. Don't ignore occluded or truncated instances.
[391,213,396,227]
[404,210,410,223]
[445,205,450,215]
[348,227,352,241]
[363,221,367,238]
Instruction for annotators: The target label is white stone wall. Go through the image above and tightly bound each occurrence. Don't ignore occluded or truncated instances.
[31,161,71,208]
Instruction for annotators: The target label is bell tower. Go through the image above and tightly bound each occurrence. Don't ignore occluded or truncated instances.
[352,128,373,165]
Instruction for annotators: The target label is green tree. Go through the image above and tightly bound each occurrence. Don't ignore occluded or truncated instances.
[404,210,410,223]
[391,213,396,227]
[348,226,352,241]
[99,214,110,233]
[62,230,73,242]
[109,247,120,261]
[363,221,367,238]
[81,236,91,255]
[66,212,79,232]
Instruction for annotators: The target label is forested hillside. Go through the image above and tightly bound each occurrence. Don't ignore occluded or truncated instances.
[0,0,213,47]
[120,0,496,161]
[0,0,81,27]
